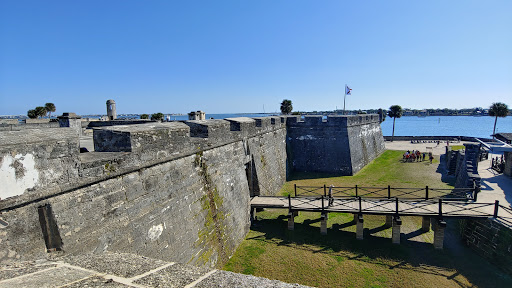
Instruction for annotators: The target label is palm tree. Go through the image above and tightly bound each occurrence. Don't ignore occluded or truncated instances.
[27,109,37,119]
[280,99,293,115]
[45,103,56,118]
[387,105,403,142]
[35,106,47,119]
[489,102,509,139]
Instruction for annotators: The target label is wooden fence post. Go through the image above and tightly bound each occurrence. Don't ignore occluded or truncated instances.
[494,200,499,218]
[438,199,443,218]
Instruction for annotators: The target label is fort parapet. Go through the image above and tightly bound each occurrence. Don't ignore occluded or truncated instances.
[0,114,384,267]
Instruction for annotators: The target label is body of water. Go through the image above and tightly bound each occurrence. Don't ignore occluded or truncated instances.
[84,114,510,139]
[380,116,511,138]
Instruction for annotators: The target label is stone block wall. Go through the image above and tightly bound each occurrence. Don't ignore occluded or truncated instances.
[504,151,511,177]
[453,144,481,190]
[0,122,61,131]
[0,117,287,267]
[461,218,512,274]
[287,114,384,175]
[0,129,80,200]
[0,114,382,266]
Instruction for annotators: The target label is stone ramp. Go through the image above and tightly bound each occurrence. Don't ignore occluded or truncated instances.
[0,252,310,288]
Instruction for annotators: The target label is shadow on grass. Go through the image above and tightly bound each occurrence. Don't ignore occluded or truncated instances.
[288,171,341,181]
[249,215,512,288]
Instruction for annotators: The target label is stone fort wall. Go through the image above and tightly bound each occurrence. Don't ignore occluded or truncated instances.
[287,114,385,175]
[0,115,383,266]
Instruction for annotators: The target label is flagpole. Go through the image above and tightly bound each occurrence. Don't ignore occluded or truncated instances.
[343,84,346,115]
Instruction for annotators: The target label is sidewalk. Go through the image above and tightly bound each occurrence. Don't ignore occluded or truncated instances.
[477,155,512,208]
[385,140,472,155]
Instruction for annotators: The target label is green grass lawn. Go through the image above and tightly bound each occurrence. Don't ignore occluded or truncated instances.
[449,145,465,151]
[225,209,512,288]
[223,150,512,288]
[280,150,454,197]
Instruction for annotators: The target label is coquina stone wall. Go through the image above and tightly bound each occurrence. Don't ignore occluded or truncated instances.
[287,114,385,175]
[0,117,287,267]
[504,151,512,177]
[460,218,512,274]
[0,114,383,267]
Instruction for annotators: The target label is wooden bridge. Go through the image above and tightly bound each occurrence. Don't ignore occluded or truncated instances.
[250,185,512,249]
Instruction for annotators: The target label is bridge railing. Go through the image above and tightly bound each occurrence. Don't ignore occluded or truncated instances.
[294,184,476,201]
[286,195,512,225]
[496,204,512,227]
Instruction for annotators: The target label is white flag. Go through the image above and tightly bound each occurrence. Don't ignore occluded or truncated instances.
[345,85,352,95]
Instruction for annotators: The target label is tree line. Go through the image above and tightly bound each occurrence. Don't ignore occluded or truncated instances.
[140,113,164,121]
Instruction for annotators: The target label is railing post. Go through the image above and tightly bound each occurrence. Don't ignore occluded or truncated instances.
[494,200,499,218]
[395,197,399,216]
[321,195,324,212]
[324,184,327,197]
[288,194,292,213]
[473,180,478,201]
[355,185,358,197]
[294,184,297,198]
[388,185,391,199]
[439,199,443,218]
[358,197,362,213]
[425,186,429,200]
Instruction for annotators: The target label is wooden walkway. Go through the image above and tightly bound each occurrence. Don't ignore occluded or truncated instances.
[251,196,512,223]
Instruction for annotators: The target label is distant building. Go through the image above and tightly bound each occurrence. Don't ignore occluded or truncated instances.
[188,111,205,120]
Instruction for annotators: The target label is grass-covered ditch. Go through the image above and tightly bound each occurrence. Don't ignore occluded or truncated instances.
[223,150,512,287]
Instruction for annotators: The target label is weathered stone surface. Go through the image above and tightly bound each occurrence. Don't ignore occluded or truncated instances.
[0,266,92,288]
[0,128,80,199]
[0,252,311,288]
[93,122,190,155]
[461,218,512,273]
[0,115,382,268]
[185,119,231,139]
[287,115,384,175]
[0,261,56,280]
[0,124,287,267]
[64,276,130,287]
[194,270,312,288]
[504,151,512,177]
[134,263,210,287]
[59,253,168,278]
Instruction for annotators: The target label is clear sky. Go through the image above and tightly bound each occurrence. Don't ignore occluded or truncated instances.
[1,1,511,115]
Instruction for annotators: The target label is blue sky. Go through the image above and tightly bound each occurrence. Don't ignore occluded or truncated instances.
[1,1,511,115]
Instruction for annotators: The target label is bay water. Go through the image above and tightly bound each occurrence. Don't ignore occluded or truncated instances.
[380,116,511,138]
[115,114,510,139]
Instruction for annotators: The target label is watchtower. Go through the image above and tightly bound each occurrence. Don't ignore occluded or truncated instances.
[188,111,205,120]
[106,99,117,120]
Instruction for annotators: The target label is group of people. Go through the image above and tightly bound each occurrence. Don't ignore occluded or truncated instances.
[403,150,434,163]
